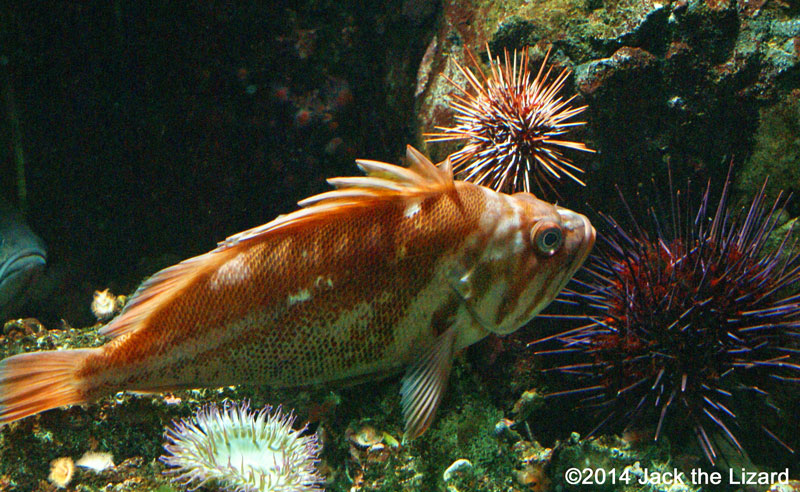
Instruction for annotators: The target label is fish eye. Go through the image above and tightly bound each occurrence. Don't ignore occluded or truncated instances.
[531,221,564,256]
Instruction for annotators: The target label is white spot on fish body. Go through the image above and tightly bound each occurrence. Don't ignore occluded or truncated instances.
[335,235,350,254]
[477,194,524,261]
[288,288,312,305]
[484,224,523,261]
[330,291,394,337]
[209,252,251,290]
[314,276,334,289]
[512,230,524,249]
[404,200,422,218]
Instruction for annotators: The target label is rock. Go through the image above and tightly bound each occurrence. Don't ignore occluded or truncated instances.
[414,0,800,221]
[575,46,658,96]
[735,92,800,215]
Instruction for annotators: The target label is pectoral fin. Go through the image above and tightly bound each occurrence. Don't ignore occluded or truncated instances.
[400,326,457,441]
[444,263,474,301]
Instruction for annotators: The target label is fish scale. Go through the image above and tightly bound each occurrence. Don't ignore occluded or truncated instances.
[0,146,594,438]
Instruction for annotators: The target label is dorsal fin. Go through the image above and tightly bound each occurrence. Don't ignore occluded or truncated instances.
[99,146,454,340]
[98,250,234,339]
[299,145,453,206]
[226,145,454,244]
[406,145,454,188]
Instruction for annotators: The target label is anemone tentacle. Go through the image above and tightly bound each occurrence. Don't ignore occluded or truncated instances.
[161,401,323,492]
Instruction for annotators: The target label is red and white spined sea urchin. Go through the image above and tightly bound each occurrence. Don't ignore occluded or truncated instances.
[161,401,323,492]
[425,45,594,195]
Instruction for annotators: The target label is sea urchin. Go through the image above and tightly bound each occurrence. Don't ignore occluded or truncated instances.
[535,175,800,465]
[425,45,594,195]
[161,401,323,492]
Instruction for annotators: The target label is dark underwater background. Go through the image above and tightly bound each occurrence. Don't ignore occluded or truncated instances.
[1,0,800,491]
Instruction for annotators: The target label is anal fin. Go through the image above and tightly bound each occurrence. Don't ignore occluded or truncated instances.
[400,326,457,442]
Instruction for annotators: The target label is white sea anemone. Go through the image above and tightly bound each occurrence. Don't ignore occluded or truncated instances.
[160,401,323,492]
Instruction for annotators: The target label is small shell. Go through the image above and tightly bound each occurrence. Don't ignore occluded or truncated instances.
[349,425,382,447]
[48,457,74,488]
[381,432,400,448]
[2,318,44,335]
[75,451,114,472]
[513,464,550,491]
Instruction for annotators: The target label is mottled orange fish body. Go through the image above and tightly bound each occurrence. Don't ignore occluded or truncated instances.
[0,146,594,437]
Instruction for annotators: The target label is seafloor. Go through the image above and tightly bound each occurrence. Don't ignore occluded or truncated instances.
[1,0,800,491]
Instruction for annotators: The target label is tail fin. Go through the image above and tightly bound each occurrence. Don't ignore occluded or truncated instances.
[0,349,96,425]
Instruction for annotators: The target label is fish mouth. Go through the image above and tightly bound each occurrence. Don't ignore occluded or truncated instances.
[0,248,46,311]
[557,207,595,243]
[0,248,46,283]
[556,207,596,274]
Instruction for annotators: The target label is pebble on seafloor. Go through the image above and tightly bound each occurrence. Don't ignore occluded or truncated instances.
[2,317,44,336]
[443,458,473,482]
[75,451,115,473]
[347,424,383,448]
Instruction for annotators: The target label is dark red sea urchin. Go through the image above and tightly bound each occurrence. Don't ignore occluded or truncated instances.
[534,174,800,465]
[425,45,594,195]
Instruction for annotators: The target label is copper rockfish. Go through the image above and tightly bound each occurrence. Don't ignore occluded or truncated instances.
[0,146,594,438]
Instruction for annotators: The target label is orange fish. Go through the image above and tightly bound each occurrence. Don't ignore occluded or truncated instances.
[0,146,594,438]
